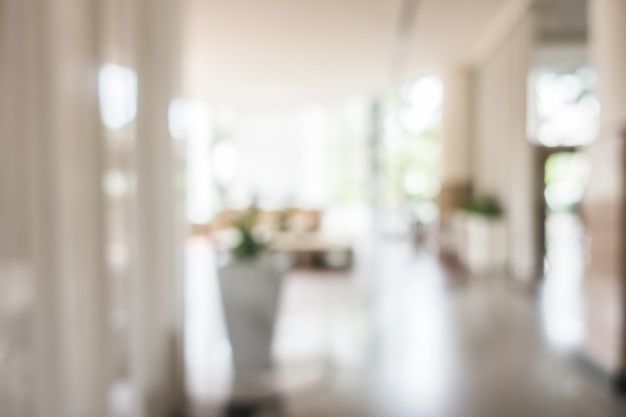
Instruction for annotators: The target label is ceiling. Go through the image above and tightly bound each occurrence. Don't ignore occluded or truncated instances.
[534,0,587,42]
[182,0,512,105]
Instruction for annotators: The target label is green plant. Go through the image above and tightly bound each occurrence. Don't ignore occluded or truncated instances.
[459,195,503,218]
[232,205,265,259]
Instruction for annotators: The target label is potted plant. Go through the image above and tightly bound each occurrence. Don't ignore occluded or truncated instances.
[218,205,289,400]
[453,195,507,273]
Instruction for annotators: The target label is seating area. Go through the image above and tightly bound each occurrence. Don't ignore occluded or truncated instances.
[194,208,354,270]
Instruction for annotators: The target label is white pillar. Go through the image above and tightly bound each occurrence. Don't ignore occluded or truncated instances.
[439,67,472,222]
[590,0,626,132]
[471,11,538,281]
[3,1,186,416]
[1,1,108,416]
[583,0,626,382]
[97,1,143,415]
[505,17,539,283]
[46,1,108,416]
[441,67,472,192]
[0,2,57,416]
[130,0,185,415]
[96,1,185,414]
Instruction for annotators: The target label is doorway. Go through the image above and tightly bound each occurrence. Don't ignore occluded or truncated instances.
[537,147,591,350]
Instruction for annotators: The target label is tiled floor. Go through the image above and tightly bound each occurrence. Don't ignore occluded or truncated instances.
[184,233,626,417]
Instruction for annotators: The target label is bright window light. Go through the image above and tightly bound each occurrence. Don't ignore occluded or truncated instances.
[544,152,590,211]
[381,75,442,208]
[529,67,599,147]
[212,142,239,185]
[401,76,443,134]
[98,64,138,130]
[185,101,213,224]
[168,98,188,141]
[103,169,131,198]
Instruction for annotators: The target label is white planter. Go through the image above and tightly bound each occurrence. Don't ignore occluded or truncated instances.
[219,254,287,398]
[453,212,507,274]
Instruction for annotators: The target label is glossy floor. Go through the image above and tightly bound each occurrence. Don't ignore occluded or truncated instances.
[184,233,625,417]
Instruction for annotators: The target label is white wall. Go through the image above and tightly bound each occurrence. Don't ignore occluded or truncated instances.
[581,0,626,377]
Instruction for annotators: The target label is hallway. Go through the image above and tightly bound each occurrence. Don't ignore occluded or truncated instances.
[185,238,626,417]
[3,1,626,416]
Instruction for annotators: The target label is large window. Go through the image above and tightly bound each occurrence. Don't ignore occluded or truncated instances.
[382,76,443,205]
[378,76,443,233]
[179,76,443,234]
[180,100,372,230]
[528,66,599,147]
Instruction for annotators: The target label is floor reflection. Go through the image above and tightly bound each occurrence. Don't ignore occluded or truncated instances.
[185,235,625,417]
[540,212,585,351]
[367,244,457,417]
[185,237,231,408]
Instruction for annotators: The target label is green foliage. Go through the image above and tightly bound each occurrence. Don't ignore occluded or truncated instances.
[544,152,590,186]
[459,195,504,218]
[232,205,265,259]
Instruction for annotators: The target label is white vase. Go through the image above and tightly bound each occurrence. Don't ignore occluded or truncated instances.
[219,253,287,399]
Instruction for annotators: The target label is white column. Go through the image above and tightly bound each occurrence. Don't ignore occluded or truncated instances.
[130,0,184,415]
[583,0,626,381]
[0,0,108,416]
[438,67,473,255]
[590,0,626,133]
[505,16,539,283]
[1,2,56,416]
[441,67,472,192]
[472,11,538,281]
[47,0,108,416]
[97,1,142,415]
[2,0,108,416]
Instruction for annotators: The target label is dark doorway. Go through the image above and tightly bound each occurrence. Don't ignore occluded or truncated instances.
[536,147,590,349]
